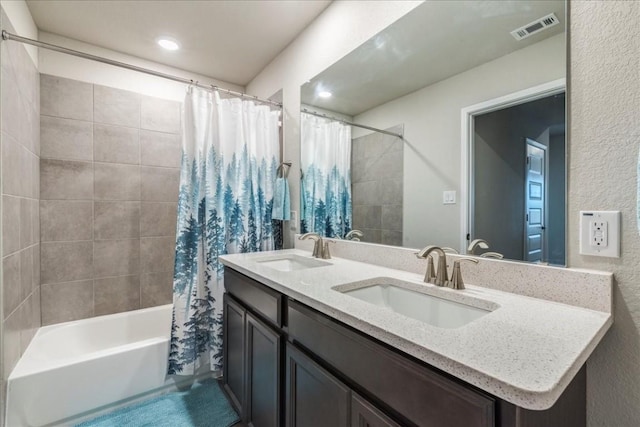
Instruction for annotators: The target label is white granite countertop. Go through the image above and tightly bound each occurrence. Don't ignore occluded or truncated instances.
[220,249,612,411]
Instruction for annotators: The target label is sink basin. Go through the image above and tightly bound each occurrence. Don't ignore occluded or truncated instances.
[337,281,492,328]
[255,254,331,272]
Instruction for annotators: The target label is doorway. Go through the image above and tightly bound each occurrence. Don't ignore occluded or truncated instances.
[462,82,566,264]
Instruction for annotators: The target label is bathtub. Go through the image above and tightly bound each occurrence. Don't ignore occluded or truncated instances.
[5,304,194,426]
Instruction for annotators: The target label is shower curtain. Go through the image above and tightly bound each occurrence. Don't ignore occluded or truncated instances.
[300,112,352,238]
[168,87,280,375]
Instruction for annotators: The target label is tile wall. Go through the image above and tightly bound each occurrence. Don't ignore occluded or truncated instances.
[351,125,404,245]
[39,74,182,326]
[0,8,41,424]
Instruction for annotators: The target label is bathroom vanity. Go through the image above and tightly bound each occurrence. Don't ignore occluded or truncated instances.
[220,248,612,427]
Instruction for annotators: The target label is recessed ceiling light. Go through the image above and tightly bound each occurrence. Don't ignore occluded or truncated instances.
[318,91,332,98]
[157,38,180,51]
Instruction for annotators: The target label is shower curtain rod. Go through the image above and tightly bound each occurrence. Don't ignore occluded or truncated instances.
[1,30,282,108]
[301,108,404,139]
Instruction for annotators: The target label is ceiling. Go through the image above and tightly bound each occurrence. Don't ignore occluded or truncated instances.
[26,0,332,87]
[301,0,566,116]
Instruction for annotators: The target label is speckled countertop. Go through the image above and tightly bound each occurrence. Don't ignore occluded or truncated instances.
[220,248,612,411]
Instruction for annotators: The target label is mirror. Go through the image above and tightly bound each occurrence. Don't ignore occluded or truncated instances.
[299,0,566,265]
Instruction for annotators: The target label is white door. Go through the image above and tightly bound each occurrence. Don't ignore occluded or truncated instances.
[524,139,547,262]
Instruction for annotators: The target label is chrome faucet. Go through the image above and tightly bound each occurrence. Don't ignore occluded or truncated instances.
[345,230,364,241]
[299,233,332,259]
[415,246,448,286]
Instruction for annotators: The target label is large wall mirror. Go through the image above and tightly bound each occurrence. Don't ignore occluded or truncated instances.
[300,0,566,265]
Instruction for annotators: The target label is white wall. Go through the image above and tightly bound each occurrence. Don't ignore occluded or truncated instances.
[247,0,422,247]
[352,34,565,250]
[38,32,242,101]
[568,2,640,426]
[0,0,37,65]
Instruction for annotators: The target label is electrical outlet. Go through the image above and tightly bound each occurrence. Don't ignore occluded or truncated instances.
[589,220,608,248]
[580,211,620,257]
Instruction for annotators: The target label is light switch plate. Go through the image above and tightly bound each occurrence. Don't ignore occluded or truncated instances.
[579,211,620,257]
[443,191,456,205]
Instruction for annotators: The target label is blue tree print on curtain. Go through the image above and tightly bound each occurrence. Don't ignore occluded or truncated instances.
[169,88,280,375]
[300,112,352,238]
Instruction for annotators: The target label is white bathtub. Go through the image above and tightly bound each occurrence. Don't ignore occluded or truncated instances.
[5,304,181,426]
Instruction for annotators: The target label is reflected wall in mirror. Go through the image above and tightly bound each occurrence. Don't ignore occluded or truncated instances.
[300,0,566,265]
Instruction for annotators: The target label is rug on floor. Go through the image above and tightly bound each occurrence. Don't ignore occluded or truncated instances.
[75,379,240,427]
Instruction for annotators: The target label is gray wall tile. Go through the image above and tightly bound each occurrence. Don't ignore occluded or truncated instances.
[94,239,140,278]
[2,133,24,197]
[33,244,40,292]
[94,124,140,165]
[41,280,94,325]
[41,241,93,284]
[2,253,21,319]
[37,79,183,325]
[353,205,382,229]
[140,130,181,168]
[381,230,403,247]
[31,150,40,199]
[40,159,93,200]
[94,85,140,128]
[94,275,140,316]
[352,181,378,206]
[94,201,140,240]
[1,65,22,143]
[3,305,22,380]
[40,74,93,121]
[140,202,177,237]
[18,142,33,198]
[19,198,34,248]
[2,195,20,255]
[94,163,140,200]
[379,178,403,205]
[141,237,175,274]
[20,248,33,301]
[141,271,173,308]
[382,205,403,232]
[20,293,37,353]
[141,96,181,134]
[360,228,382,244]
[40,116,93,161]
[140,166,180,202]
[40,200,93,241]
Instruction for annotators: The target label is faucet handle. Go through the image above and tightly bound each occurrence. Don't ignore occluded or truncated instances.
[424,255,436,284]
[449,258,479,290]
[322,240,335,259]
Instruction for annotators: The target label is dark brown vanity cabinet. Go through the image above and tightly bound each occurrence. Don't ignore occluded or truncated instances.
[223,267,586,427]
[223,283,282,427]
[285,342,350,427]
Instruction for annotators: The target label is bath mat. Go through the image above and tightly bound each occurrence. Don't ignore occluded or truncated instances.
[75,379,239,427]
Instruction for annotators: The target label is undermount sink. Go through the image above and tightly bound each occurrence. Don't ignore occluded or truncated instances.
[336,280,493,329]
[255,254,331,272]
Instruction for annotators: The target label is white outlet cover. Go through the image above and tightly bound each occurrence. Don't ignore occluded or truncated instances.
[579,211,620,257]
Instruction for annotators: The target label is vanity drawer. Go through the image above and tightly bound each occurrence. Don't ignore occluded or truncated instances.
[287,299,495,427]
[225,268,283,327]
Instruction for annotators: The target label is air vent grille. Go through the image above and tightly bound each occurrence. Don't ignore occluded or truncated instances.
[511,13,560,41]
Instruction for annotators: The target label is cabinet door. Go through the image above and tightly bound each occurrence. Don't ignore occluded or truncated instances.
[223,294,246,416]
[246,311,281,427]
[351,394,401,427]
[285,343,350,427]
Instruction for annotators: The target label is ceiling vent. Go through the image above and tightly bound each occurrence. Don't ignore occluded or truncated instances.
[511,13,560,41]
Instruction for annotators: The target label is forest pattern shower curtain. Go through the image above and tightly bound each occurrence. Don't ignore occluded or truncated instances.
[168,88,280,375]
[300,112,352,238]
